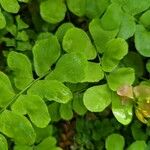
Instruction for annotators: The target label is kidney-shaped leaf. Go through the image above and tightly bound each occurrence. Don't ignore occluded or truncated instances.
[105,133,125,150]
[102,38,128,72]
[101,3,123,30]
[46,53,87,83]
[7,51,33,90]
[63,27,96,60]
[28,80,72,103]
[0,0,20,13]
[82,62,104,82]
[0,72,15,107]
[0,110,36,145]
[135,25,150,57]
[66,0,86,17]
[89,18,118,53]
[0,134,8,150]
[12,95,51,128]
[40,0,66,24]
[107,67,135,91]
[83,84,111,112]
[33,34,60,76]
[127,141,147,150]
[123,0,150,16]
[112,92,133,125]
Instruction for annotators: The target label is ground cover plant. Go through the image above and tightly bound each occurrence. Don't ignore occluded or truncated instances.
[0,0,150,149]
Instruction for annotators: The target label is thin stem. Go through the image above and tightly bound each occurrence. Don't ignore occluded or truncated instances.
[0,70,51,113]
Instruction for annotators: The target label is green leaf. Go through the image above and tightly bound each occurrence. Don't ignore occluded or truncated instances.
[63,27,96,60]
[118,13,136,40]
[146,60,150,73]
[0,10,6,29]
[135,25,150,57]
[66,0,86,17]
[16,31,29,41]
[140,10,150,28]
[83,84,111,112]
[0,134,8,150]
[0,72,15,107]
[121,52,144,77]
[16,15,29,30]
[112,92,133,125]
[73,93,87,115]
[35,137,61,150]
[127,141,147,150]
[60,101,73,120]
[107,67,135,91]
[0,110,36,145]
[28,80,73,103]
[33,34,60,76]
[7,51,33,90]
[85,0,110,19]
[105,133,125,150]
[14,145,32,150]
[40,0,66,24]
[55,22,74,42]
[48,102,60,122]
[11,95,51,128]
[101,3,123,30]
[46,53,87,83]
[101,38,128,72]
[123,0,150,16]
[82,62,104,82]
[18,0,29,3]
[0,0,20,13]
[89,18,118,53]
[34,125,53,143]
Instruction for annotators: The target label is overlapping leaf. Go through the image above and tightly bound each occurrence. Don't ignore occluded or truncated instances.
[40,0,66,24]
[89,18,118,53]
[0,72,15,107]
[0,110,36,145]
[112,92,133,125]
[28,80,73,103]
[33,34,60,76]
[0,134,8,150]
[46,53,87,83]
[7,51,33,90]
[83,84,111,112]
[63,27,96,60]
[107,67,135,91]
[127,141,147,150]
[135,25,150,57]
[101,38,128,72]
[11,95,51,128]
[0,0,20,13]
[105,134,125,150]
[0,10,6,29]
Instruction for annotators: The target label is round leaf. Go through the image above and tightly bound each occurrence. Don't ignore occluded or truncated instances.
[0,10,6,29]
[40,0,66,24]
[112,92,133,125]
[28,80,73,104]
[63,27,96,60]
[127,141,147,150]
[102,38,128,72]
[89,18,118,53]
[0,110,36,145]
[46,53,87,83]
[7,51,33,90]
[135,25,150,57]
[83,84,111,112]
[12,95,51,128]
[105,133,125,150]
[0,0,20,13]
[33,34,60,76]
[107,67,135,91]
